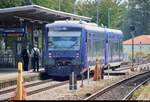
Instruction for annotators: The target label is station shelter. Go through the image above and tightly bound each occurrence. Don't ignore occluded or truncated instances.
[0,5,91,69]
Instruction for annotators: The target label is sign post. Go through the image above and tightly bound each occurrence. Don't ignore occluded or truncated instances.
[69,72,77,91]
[80,70,84,87]
[87,67,90,84]
[108,65,110,79]
[101,66,104,80]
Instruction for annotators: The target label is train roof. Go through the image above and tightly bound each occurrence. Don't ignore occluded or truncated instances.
[46,20,85,28]
[106,28,123,36]
[46,20,123,36]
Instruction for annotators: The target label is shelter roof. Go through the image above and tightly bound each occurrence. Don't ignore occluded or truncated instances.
[0,5,91,24]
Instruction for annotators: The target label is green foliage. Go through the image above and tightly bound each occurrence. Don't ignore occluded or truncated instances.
[124,0,150,40]
[32,0,59,10]
[76,0,126,29]
[61,0,74,13]
[131,86,144,100]
[38,30,42,49]
[32,0,75,13]
[0,0,127,40]
[0,0,23,8]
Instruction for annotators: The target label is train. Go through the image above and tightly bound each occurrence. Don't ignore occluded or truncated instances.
[44,20,123,77]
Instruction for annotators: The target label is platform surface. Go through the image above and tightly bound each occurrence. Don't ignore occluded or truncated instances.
[0,68,44,80]
[0,68,44,89]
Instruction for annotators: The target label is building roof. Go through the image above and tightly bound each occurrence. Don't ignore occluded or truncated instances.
[123,35,150,45]
[0,5,91,24]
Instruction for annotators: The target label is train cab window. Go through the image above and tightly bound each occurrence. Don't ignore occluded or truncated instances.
[48,30,81,51]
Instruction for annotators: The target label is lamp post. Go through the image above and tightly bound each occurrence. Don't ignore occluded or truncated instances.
[140,42,142,64]
[130,25,135,71]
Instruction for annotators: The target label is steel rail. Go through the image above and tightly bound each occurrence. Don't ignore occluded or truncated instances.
[84,71,150,100]
[0,79,53,95]
[123,78,150,100]
[2,81,68,101]
[27,81,68,96]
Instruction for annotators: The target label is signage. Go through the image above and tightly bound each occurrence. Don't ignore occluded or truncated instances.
[33,30,38,46]
[0,27,25,33]
[4,28,25,33]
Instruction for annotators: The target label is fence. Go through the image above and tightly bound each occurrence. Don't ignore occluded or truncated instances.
[0,50,15,68]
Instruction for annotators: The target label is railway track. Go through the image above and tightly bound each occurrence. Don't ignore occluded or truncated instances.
[27,81,68,96]
[123,78,150,100]
[0,79,53,95]
[1,61,150,101]
[84,71,150,100]
[0,79,68,101]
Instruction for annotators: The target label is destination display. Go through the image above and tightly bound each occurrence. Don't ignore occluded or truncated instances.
[0,27,25,36]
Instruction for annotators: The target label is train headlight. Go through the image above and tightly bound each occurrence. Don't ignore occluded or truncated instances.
[45,59,55,65]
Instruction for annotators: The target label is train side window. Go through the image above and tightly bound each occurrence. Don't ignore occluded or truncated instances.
[87,33,92,58]
[91,37,104,62]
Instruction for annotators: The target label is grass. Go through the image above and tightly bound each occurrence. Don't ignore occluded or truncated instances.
[131,86,144,100]
[131,81,150,100]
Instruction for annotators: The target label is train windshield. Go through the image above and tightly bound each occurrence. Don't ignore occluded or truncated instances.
[48,30,81,51]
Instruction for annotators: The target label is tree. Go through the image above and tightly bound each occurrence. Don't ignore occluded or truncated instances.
[124,0,150,40]
[31,0,59,10]
[0,0,22,8]
[0,0,75,13]
[61,0,75,13]
[76,0,126,29]
[0,0,127,31]
[32,0,75,13]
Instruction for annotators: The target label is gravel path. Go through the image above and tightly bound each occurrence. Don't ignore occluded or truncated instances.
[0,80,61,100]
[0,69,142,100]
[27,70,141,100]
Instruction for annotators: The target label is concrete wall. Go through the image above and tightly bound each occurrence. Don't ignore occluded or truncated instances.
[123,44,150,61]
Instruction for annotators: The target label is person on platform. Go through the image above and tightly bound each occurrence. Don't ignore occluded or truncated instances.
[31,45,40,72]
[21,47,29,71]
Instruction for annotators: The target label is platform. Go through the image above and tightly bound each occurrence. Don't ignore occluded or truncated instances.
[104,71,126,75]
[90,65,129,76]
[0,68,45,89]
[104,69,128,76]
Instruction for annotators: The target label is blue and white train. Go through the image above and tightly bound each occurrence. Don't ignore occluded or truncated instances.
[44,20,123,77]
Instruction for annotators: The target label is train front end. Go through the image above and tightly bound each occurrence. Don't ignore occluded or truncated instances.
[44,24,82,77]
